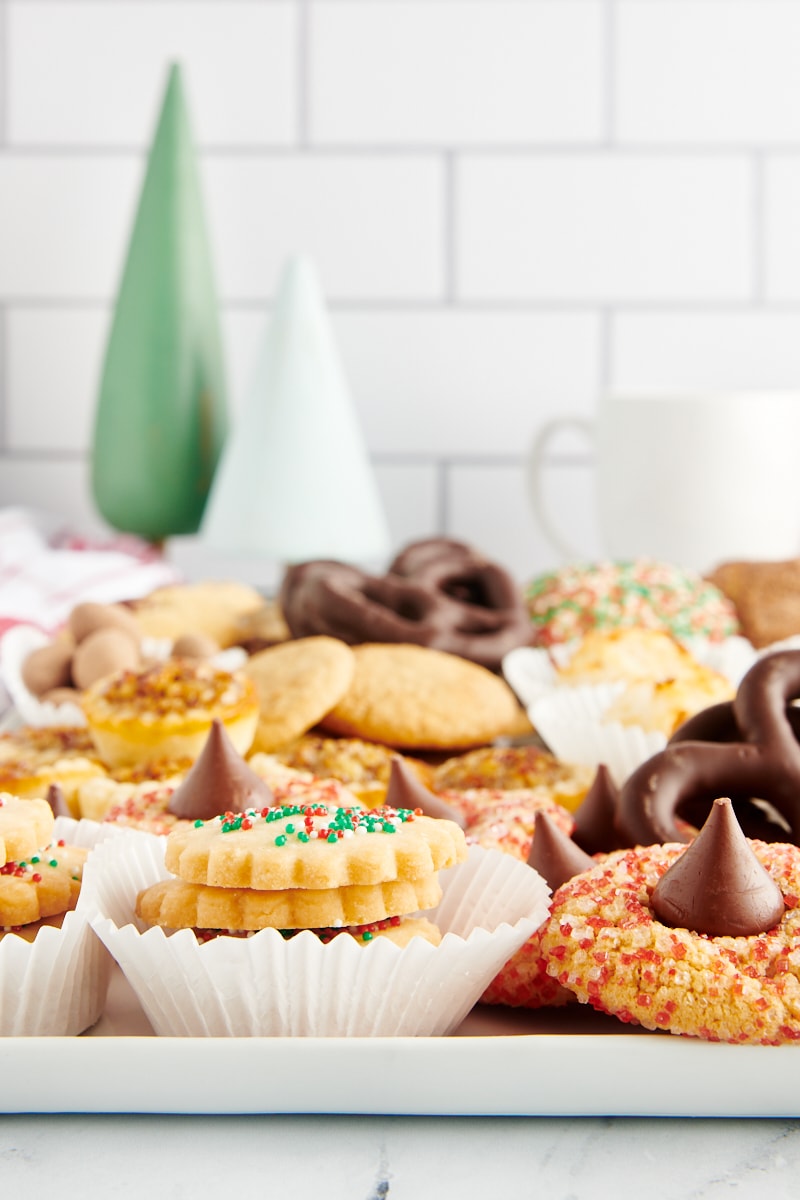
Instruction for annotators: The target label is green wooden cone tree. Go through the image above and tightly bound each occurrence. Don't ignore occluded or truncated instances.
[91,62,228,541]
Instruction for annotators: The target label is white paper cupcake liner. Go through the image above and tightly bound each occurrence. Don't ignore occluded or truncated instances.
[503,635,758,713]
[0,816,116,1036]
[83,831,550,1039]
[529,684,667,787]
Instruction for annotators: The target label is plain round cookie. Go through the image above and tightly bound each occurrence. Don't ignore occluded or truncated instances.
[541,841,800,1045]
[130,580,265,648]
[320,643,522,750]
[243,637,355,753]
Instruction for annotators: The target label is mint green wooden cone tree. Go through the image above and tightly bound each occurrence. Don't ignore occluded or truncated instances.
[91,63,228,542]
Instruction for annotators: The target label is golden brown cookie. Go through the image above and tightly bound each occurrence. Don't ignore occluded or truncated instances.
[430,744,593,812]
[242,637,356,753]
[164,803,467,890]
[0,795,56,866]
[708,558,800,648]
[271,734,433,806]
[0,841,87,926]
[320,643,521,750]
[232,599,291,652]
[0,726,106,813]
[130,580,265,647]
[81,659,259,767]
[136,871,443,932]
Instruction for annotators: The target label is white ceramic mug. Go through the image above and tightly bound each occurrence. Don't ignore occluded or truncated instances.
[528,391,800,571]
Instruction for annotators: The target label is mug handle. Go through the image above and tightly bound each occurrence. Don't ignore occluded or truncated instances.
[527,417,595,562]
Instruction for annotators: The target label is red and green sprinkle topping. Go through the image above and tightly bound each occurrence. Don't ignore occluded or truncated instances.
[0,838,66,881]
[199,803,419,847]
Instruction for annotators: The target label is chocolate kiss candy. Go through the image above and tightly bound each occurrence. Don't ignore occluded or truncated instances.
[651,797,785,937]
[167,719,273,821]
[527,811,595,893]
[45,783,71,819]
[384,757,467,828]
[572,764,623,854]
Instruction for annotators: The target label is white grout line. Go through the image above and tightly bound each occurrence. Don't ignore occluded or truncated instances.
[751,150,766,305]
[296,0,309,148]
[604,0,617,146]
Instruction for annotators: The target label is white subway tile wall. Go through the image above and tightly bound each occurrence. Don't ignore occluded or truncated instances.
[0,0,797,587]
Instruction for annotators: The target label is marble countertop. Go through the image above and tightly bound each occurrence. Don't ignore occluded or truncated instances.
[3,1113,800,1199]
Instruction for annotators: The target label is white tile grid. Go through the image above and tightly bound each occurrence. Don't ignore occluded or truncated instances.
[0,0,798,587]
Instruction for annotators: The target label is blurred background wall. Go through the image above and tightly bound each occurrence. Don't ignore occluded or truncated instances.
[0,0,797,585]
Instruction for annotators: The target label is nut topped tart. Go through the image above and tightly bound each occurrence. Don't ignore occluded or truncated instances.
[0,726,106,812]
[81,659,259,768]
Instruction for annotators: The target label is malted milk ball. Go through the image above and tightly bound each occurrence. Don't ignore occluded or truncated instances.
[21,641,74,696]
[68,601,141,645]
[71,627,140,690]
[171,633,220,660]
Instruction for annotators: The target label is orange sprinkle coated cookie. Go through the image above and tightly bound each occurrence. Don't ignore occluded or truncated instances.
[450,787,574,860]
[541,841,800,1045]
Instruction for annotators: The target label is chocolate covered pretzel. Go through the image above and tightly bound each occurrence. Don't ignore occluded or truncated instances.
[279,538,533,672]
[617,650,800,846]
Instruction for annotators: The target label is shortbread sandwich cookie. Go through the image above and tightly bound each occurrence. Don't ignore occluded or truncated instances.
[81,658,259,767]
[136,870,444,933]
[85,818,549,1037]
[164,802,468,890]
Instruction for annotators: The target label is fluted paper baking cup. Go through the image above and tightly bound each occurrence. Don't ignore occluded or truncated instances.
[0,817,115,1036]
[84,832,550,1038]
[530,684,667,787]
[503,635,756,712]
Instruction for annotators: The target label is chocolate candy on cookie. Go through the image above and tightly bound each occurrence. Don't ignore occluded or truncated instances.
[542,799,800,1044]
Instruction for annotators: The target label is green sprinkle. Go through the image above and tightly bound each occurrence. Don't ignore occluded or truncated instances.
[274,835,287,847]
[327,832,337,843]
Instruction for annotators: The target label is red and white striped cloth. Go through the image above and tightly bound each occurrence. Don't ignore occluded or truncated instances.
[0,507,180,639]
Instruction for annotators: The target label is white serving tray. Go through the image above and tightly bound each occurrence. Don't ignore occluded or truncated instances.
[1,966,798,1118]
